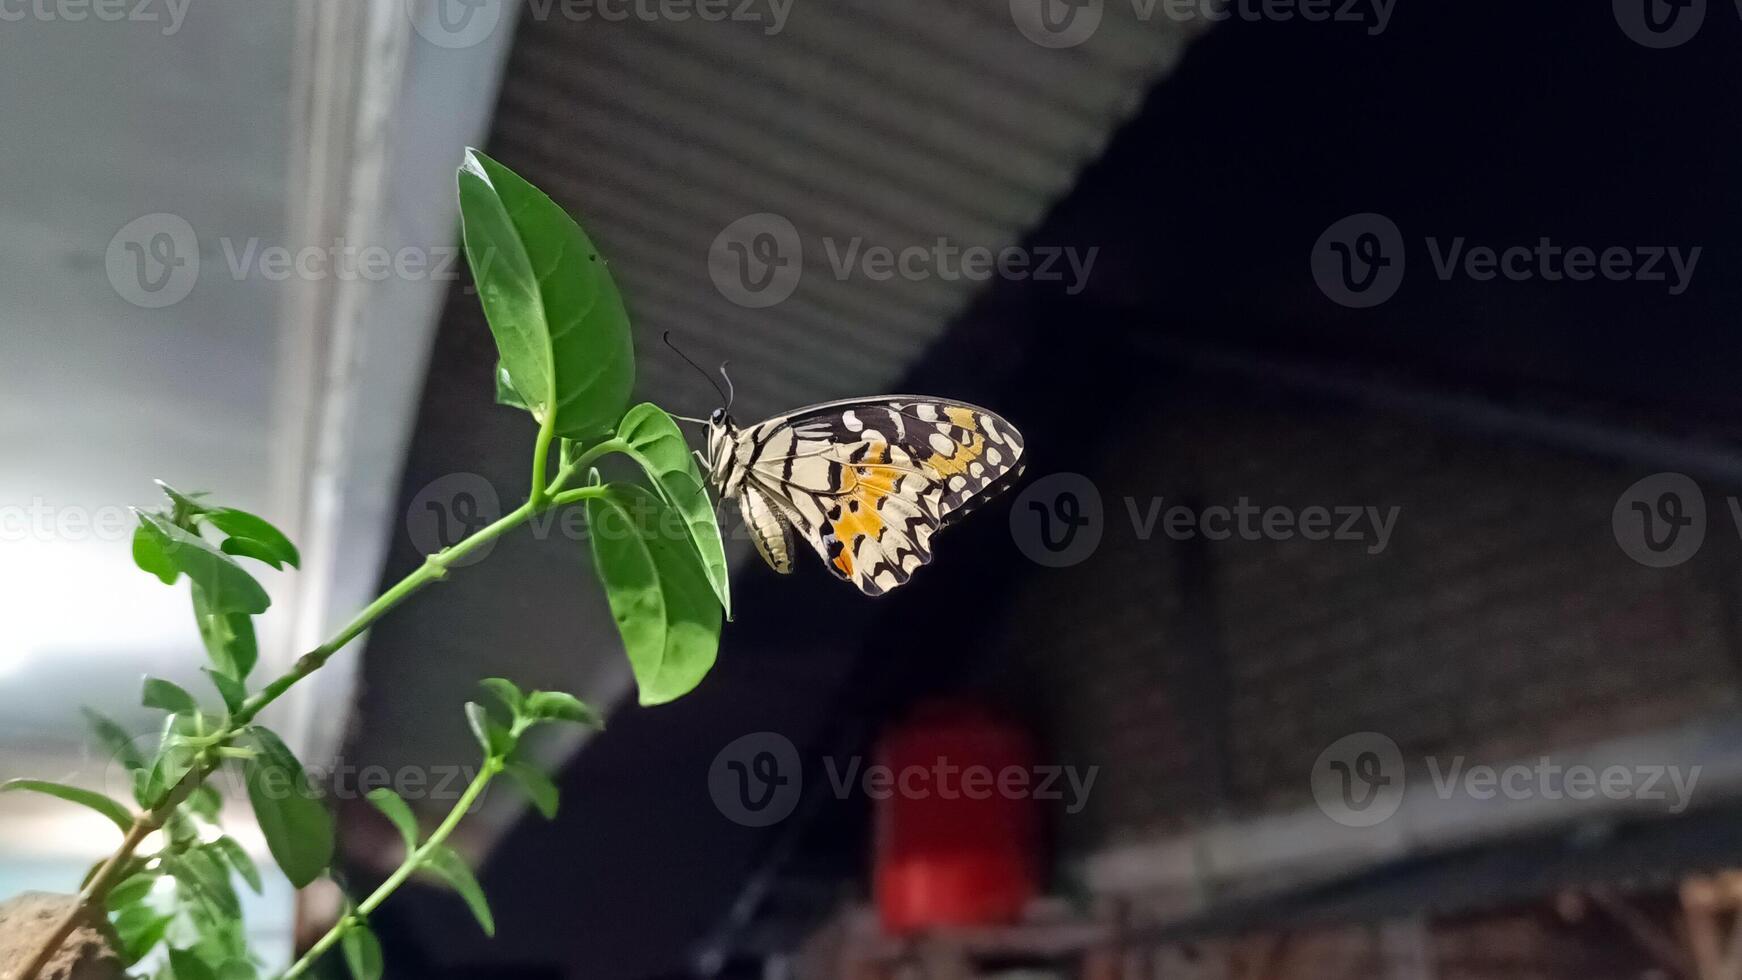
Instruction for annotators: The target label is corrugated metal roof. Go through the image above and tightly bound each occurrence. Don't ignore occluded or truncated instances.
[354,0,1207,869]
[483,0,1202,421]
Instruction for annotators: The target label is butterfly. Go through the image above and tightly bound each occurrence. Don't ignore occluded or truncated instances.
[698,396,1026,595]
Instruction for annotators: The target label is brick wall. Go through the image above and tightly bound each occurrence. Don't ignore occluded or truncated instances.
[979,394,1742,855]
[1163,909,1658,980]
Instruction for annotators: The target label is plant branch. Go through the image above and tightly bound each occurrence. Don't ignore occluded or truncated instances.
[16,423,643,980]
[11,438,616,980]
[280,761,501,979]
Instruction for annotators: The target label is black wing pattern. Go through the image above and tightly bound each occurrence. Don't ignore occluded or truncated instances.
[732,397,1025,595]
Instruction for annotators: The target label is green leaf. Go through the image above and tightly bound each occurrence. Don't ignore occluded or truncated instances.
[113,905,172,965]
[186,785,223,821]
[137,711,201,808]
[169,849,240,918]
[155,481,210,517]
[133,520,180,584]
[203,669,245,715]
[1,779,132,832]
[458,148,635,438]
[480,677,524,716]
[136,513,270,615]
[494,363,529,410]
[216,961,257,980]
[465,702,512,758]
[523,690,602,727]
[185,921,249,977]
[241,726,333,888]
[586,485,722,706]
[421,845,495,936]
[203,507,300,570]
[84,707,147,771]
[616,403,732,616]
[210,836,262,894]
[140,736,196,810]
[504,761,559,820]
[217,536,283,568]
[168,948,218,980]
[192,585,258,680]
[342,922,385,980]
[142,677,200,715]
[108,871,158,911]
[365,787,419,847]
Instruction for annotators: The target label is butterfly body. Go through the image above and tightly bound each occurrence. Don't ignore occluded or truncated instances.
[703,396,1026,596]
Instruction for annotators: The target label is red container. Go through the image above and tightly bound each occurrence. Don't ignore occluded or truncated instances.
[873,700,1040,934]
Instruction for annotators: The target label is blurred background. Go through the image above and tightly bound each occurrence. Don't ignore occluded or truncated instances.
[4,0,1741,977]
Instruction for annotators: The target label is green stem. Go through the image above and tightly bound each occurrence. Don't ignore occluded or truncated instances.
[528,411,557,503]
[237,499,536,727]
[548,485,609,508]
[280,760,501,979]
[545,438,625,508]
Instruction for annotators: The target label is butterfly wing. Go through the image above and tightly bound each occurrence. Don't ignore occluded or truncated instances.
[735,397,1025,595]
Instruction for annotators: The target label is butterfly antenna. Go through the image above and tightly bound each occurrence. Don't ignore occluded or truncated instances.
[662,331,730,407]
[719,361,736,411]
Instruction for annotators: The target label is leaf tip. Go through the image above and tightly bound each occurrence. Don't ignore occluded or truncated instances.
[459,147,492,184]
